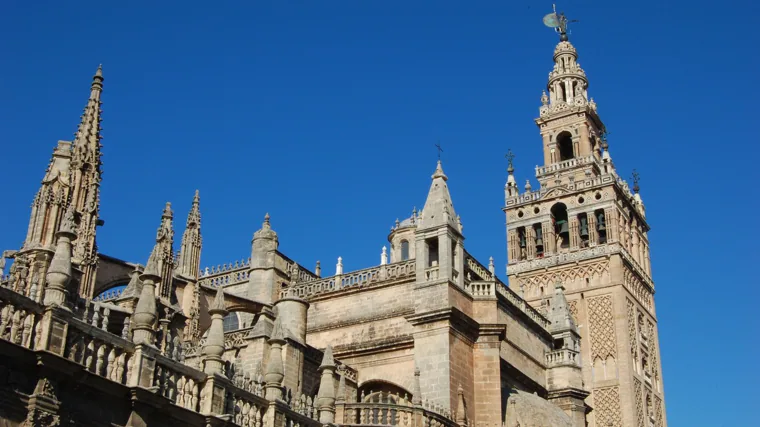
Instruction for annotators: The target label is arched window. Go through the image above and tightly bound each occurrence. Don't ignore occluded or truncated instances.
[557,131,574,161]
[400,240,410,261]
[223,312,240,332]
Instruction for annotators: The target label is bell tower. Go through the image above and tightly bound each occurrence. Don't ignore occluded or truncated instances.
[503,23,667,427]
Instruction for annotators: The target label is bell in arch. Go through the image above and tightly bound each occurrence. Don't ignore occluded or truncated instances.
[596,211,607,231]
[579,216,589,238]
[555,219,569,235]
[519,231,527,248]
[535,227,544,247]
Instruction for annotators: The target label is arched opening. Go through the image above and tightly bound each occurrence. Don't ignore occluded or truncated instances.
[400,240,410,261]
[223,312,240,332]
[551,203,570,250]
[557,131,574,161]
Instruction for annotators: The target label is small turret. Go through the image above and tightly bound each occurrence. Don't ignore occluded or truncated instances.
[248,213,279,303]
[132,246,161,346]
[264,317,286,401]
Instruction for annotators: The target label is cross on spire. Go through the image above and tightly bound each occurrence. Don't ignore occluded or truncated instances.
[505,149,515,174]
[631,169,641,194]
[435,142,443,160]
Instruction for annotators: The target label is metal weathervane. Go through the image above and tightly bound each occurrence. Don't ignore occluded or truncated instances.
[543,4,578,41]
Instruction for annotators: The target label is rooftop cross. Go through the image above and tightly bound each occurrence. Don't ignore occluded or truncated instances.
[505,149,515,173]
[435,142,444,160]
[631,169,641,194]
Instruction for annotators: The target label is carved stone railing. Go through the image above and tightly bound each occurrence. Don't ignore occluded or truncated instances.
[465,255,493,282]
[63,316,136,386]
[199,267,250,288]
[545,348,579,367]
[93,287,124,302]
[424,266,439,281]
[153,353,205,410]
[283,260,416,300]
[0,285,44,350]
[183,326,254,357]
[535,154,602,178]
[494,278,550,330]
[464,281,495,297]
[340,393,457,427]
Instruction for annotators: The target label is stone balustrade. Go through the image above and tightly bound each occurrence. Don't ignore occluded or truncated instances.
[0,285,43,350]
[535,154,601,178]
[339,393,456,427]
[465,281,495,297]
[282,259,416,300]
[93,287,124,302]
[545,348,579,367]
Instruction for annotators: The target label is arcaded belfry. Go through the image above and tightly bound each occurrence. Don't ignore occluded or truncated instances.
[0,11,666,427]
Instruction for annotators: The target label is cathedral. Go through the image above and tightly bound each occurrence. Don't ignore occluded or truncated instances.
[0,24,666,427]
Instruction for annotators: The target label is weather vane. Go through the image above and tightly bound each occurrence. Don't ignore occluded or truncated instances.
[505,149,515,173]
[631,169,641,194]
[543,4,579,41]
[435,142,443,160]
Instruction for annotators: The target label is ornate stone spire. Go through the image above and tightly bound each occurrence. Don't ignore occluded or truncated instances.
[248,213,279,302]
[420,161,459,231]
[42,204,78,307]
[317,345,337,423]
[70,66,105,299]
[177,190,202,279]
[202,286,227,374]
[155,202,175,299]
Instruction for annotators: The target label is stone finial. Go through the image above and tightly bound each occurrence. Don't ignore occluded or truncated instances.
[264,317,286,401]
[456,384,468,426]
[432,160,448,181]
[412,366,422,405]
[524,180,532,192]
[315,260,321,277]
[381,246,388,265]
[320,345,335,369]
[317,345,337,423]
[202,286,227,374]
[457,215,463,233]
[43,204,78,307]
[336,257,343,275]
[132,272,158,345]
[488,256,495,274]
[541,90,549,106]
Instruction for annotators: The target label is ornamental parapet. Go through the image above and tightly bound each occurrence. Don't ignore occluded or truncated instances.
[339,392,456,427]
[282,259,416,300]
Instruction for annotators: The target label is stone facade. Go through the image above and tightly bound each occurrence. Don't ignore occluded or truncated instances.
[0,31,666,427]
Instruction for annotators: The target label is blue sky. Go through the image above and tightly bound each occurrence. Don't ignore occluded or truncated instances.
[1,1,757,424]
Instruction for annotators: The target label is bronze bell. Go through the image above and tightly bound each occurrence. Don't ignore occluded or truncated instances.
[535,227,544,247]
[580,216,589,238]
[597,212,606,231]
[519,231,527,248]
[555,219,569,234]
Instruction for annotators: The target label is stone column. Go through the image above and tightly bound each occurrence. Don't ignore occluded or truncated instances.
[43,205,77,308]
[472,325,504,425]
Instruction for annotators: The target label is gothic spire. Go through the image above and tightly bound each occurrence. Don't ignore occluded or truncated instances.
[71,65,104,169]
[420,160,459,231]
[177,190,202,279]
[154,202,175,299]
